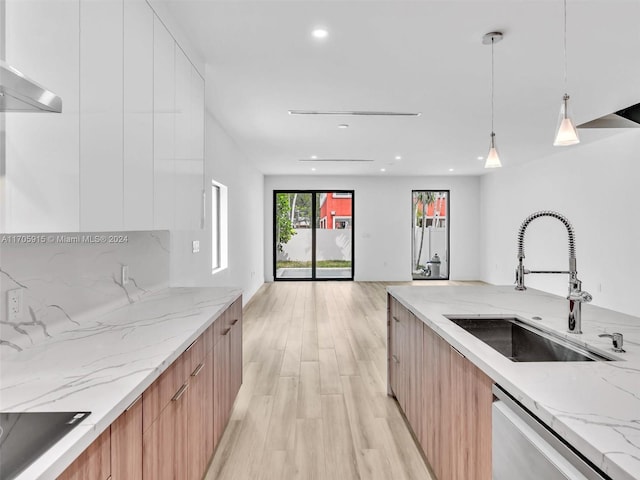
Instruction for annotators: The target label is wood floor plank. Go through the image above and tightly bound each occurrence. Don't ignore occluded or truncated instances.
[341,375,380,450]
[254,349,284,396]
[318,348,342,394]
[281,337,302,377]
[266,376,299,451]
[301,329,319,362]
[321,394,361,480]
[356,449,394,480]
[297,361,322,419]
[333,334,359,376]
[282,418,327,480]
[258,450,287,480]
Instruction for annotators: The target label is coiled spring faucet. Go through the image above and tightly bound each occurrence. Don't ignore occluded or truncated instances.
[515,211,592,334]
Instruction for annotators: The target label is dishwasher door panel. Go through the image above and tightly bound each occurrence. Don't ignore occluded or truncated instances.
[493,401,590,480]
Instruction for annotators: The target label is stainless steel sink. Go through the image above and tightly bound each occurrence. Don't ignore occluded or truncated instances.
[445,316,613,362]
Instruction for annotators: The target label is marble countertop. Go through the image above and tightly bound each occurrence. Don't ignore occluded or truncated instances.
[0,286,241,480]
[387,285,640,480]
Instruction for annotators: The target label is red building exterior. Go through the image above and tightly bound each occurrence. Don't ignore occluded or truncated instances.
[417,197,447,218]
[319,192,352,229]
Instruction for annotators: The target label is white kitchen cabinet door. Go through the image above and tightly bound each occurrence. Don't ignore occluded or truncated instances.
[4,0,80,233]
[153,17,175,231]
[123,0,154,230]
[190,67,205,230]
[80,0,124,231]
[191,68,205,162]
[173,49,204,231]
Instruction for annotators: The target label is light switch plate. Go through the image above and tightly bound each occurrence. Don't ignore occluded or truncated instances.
[192,240,200,253]
[7,288,23,322]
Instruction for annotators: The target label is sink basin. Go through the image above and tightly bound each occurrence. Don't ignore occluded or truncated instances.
[445,316,613,362]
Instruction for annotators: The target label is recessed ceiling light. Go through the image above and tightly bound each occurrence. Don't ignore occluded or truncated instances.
[312,28,328,39]
[338,124,349,129]
[311,155,317,159]
[395,155,402,160]
[477,156,484,160]
[311,167,316,171]
[449,168,455,172]
[380,168,386,172]
[288,110,421,117]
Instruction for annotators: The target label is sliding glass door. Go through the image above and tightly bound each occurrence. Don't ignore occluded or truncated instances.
[274,190,354,280]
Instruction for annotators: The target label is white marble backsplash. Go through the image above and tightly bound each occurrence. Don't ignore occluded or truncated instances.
[0,231,170,351]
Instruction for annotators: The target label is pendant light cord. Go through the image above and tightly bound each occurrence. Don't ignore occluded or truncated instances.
[563,0,567,91]
[491,36,495,134]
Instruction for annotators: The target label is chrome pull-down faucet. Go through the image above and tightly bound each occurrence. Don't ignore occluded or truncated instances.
[515,211,592,334]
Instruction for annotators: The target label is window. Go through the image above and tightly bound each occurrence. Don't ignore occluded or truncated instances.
[212,180,228,273]
[333,216,352,229]
[412,190,449,280]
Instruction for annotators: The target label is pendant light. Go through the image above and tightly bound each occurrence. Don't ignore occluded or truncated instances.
[554,0,580,146]
[483,32,503,169]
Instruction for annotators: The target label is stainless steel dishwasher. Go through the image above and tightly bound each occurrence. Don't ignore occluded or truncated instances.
[492,385,609,480]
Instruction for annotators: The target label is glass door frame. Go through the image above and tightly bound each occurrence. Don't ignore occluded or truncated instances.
[273,190,355,281]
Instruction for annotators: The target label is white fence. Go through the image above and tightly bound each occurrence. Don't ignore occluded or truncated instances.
[277,229,352,262]
[413,227,448,275]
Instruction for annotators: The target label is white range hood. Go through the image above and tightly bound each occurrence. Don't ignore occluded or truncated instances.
[0,60,62,113]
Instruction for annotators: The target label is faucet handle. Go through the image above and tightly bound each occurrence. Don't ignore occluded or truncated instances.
[599,332,625,353]
[568,290,592,303]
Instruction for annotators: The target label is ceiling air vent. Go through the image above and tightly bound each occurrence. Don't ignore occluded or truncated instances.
[578,103,640,129]
[299,158,374,162]
[288,110,421,117]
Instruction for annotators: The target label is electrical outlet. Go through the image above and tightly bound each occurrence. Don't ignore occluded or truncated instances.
[121,265,129,286]
[7,288,23,322]
[192,240,200,253]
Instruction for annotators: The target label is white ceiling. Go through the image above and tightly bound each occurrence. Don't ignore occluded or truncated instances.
[158,0,640,176]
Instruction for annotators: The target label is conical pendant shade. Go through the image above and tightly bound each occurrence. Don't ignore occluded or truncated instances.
[485,133,502,169]
[554,94,580,146]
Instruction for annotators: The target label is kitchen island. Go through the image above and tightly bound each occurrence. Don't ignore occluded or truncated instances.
[0,286,242,480]
[387,285,640,480]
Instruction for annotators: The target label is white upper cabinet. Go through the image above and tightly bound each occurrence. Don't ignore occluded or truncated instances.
[1,0,205,234]
[80,0,124,231]
[174,49,205,231]
[153,17,176,231]
[123,0,154,230]
[4,0,80,233]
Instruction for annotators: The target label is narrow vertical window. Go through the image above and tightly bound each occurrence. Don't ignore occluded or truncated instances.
[212,180,228,273]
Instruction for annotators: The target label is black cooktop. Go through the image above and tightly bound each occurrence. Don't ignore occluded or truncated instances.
[0,411,90,480]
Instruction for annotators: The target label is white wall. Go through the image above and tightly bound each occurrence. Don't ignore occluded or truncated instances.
[480,130,640,317]
[170,106,264,304]
[264,175,480,282]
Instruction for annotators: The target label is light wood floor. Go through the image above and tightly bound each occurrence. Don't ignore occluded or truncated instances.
[205,281,461,480]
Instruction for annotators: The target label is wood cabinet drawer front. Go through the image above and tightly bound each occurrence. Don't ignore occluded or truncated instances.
[203,322,215,353]
[142,352,186,431]
[185,334,206,375]
[229,298,242,326]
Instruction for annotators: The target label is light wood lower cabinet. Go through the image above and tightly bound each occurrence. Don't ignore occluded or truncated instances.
[213,325,230,445]
[449,344,493,480]
[57,428,110,480]
[57,297,242,480]
[187,338,210,480]
[111,395,143,480]
[388,294,493,480]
